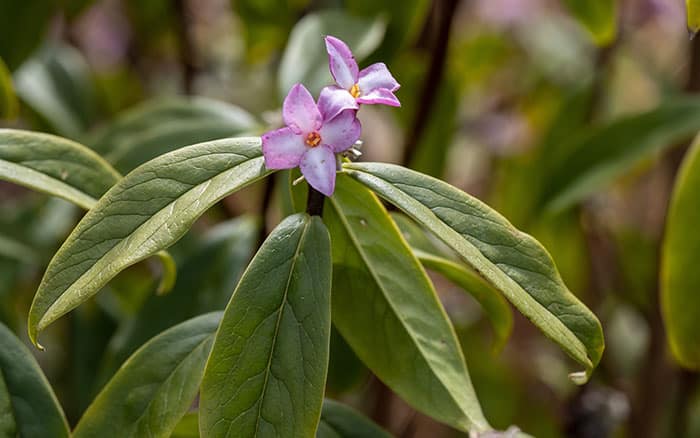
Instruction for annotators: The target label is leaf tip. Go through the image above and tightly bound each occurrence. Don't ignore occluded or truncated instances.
[568,370,589,385]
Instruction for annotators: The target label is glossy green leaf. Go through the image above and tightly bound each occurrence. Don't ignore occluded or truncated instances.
[392,213,513,351]
[0,0,56,70]
[90,97,258,173]
[344,163,604,383]
[200,213,331,437]
[0,57,17,119]
[0,322,70,438]
[0,128,121,209]
[14,44,96,138]
[278,10,386,97]
[316,399,391,438]
[560,0,617,46]
[662,136,700,369]
[540,98,700,213]
[28,137,270,347]
[73,312,221,438]
[98,216,258,382]
[324,175,490,433]
[688,0,700,34]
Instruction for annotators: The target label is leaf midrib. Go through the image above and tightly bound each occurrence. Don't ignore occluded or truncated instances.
[328,196,485,431]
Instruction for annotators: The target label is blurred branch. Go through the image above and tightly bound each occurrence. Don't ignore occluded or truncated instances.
[173,0,197,95]
[401,0,460,167]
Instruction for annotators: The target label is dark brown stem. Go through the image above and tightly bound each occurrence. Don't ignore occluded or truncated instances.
[306,186,325,217]
[173,0,196,95]
[401,0,459,166]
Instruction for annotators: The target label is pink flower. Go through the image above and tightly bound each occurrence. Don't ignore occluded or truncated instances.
[262,83,361,196]
[318,36,401,121]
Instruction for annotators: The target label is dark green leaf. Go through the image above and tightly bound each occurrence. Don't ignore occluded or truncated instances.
[200,214,331,437]
[316,399,391,438]
[662,136,700,369]
[0,322,70,438]
[0,57,17,119]
[344,163,604,383]
[90,97,258,173]
[0,128,121,209]
[540,98,700,213]
[324,175,491,432]
[28,137,270,347]
[0,0,56,70]
[278,10,386,97]
[73,312,222,438]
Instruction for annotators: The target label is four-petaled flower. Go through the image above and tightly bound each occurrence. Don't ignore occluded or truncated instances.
[319,36,401,120]
[262,83,361,196]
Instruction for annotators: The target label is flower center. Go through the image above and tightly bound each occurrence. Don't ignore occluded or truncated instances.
[305,131,321,147]
[350,83,361,98]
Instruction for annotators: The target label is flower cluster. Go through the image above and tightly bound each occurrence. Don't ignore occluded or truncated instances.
[262,36,400,196]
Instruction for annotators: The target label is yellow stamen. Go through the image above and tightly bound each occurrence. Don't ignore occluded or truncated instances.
[305,131,321,147]
[350,83,361,98]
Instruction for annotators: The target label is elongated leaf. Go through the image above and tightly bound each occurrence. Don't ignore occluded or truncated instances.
[560,0,617,46]
[540,98,700,213]
[0,322,70,438]
[73,312,221,438]
[14,44,96,138]
[0,128,121,209]
[344,163,604,382]
[0,57,17,119]
[28,137,270,346]
[324,175,490,432]
[201,214,331,437]
[662,136,700,369]
[316,400,391,438]
[278,10,386,96]
[90,97,258,173]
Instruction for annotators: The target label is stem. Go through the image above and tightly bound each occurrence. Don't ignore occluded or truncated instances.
[173,0,196,95]
[306,186,325,217]
[401,0,459,167]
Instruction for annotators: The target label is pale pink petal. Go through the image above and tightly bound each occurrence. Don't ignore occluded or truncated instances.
[319,110,361,153]
[357,62,400,93]
[283,84,322,134]
[300,145,337,196]
[325,36,359,90]
[262,127,306,169]
[318,86,359,122]
[356,88,401,107]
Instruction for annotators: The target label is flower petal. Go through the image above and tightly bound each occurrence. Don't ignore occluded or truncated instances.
[357,62,400,93]
[318,86,359,122]
[262,127,306,169]
[319,110,361,153]
[356,88,401,107]
[283,83,322,134]
[300,145,337,196]
[325,36,359,90]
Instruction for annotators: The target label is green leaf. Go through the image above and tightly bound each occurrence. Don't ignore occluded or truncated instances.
[73,312,221,438]
[392,213,513,351]
[0,128,121,209]
[0,0,56,70]
[662,136,700,369]
[90,97,258,173]
[324,175,490,433]
[14,44,97,138]
[278,10,386,97]
[0,57,17,119]
[344,163,604,383]
[200,213,331,437]
[28,137,270,347]
[560,0,617,46]
[540,98,700,213]
[689,0,700,34]
[316,399,391,438]
[0,322,70,438]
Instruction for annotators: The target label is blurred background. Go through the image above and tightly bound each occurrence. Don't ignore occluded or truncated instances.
[1,0,699,437]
